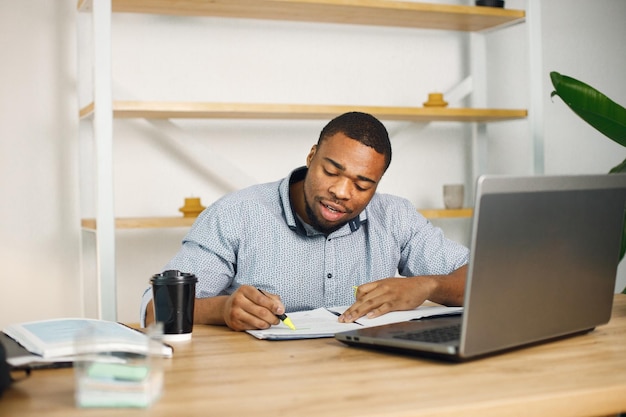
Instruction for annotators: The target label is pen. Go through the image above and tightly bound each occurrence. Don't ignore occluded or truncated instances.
[257,288,296,330]
[410,311,463,321]
[326,308,363,326]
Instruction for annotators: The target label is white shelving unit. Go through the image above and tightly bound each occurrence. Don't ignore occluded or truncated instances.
[77,0,540,321]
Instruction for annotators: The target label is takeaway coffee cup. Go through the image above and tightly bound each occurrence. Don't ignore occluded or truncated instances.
[150,270,197,341]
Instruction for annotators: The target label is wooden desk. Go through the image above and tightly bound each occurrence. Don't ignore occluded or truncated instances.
[4,295,626,417]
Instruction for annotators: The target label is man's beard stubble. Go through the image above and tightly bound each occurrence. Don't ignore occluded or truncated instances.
[303,191,348,236]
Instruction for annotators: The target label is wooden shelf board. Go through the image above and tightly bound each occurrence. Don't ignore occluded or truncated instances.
[81,216,197,230]
[82,209,472,230]
[419,208,473,219]
[77,101,528,122]
[80,0,525,32]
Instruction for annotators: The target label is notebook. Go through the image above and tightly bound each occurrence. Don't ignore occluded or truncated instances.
[335,174,626,361]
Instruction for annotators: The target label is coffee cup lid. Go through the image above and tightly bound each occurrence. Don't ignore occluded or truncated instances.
[151,270,198,284]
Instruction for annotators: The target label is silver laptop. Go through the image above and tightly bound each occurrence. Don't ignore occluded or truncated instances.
[335,174,626,361]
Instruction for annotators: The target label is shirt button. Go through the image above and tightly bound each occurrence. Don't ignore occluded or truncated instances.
[327,273,333,279]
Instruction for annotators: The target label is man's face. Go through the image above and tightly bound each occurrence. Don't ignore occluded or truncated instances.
[302,132,386,234]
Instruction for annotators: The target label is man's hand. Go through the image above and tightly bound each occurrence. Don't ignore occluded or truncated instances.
[338,265,467,323]
[221,285,286,331]
[145,285,288,331]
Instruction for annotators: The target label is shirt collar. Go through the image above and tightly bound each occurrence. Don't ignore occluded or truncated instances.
[279,166,368,237]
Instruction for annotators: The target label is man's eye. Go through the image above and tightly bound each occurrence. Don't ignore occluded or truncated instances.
[324,169,338,176]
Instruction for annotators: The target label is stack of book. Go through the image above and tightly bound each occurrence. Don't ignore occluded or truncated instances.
[2,318,172,408]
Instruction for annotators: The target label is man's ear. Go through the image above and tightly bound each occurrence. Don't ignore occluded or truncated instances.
[306,144,317,167]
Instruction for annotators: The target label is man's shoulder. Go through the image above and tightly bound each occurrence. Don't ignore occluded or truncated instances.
[214,179,282,208]
[366,193,425,226]
[368,192,415,211]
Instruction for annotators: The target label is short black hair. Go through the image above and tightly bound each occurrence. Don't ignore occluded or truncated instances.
[318,112,392,172]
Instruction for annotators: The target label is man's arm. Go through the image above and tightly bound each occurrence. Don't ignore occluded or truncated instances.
[145,285,288,331]
[338,264,467,323]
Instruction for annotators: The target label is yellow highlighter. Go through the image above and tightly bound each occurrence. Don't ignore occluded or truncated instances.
[257,288,296,330]
[276,313,296,331]
[353,286,359,297]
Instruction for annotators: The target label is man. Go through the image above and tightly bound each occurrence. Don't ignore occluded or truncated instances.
[142,112,469,331]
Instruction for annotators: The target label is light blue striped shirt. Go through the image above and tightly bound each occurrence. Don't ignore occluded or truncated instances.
[152,167,469,315]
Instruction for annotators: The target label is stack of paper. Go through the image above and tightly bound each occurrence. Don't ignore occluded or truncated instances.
[246,305,463,340]
[75,360,163,408]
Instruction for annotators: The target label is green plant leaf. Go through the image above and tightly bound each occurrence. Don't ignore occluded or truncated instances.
[610,157,626,174]
[550,72,626,147]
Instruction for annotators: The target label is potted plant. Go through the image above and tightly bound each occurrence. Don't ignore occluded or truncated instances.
[550,71,626,293]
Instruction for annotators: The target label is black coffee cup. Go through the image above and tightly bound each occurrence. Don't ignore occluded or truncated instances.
[150,270,197,341]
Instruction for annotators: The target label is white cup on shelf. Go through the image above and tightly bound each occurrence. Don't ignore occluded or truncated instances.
[443,184,464,209]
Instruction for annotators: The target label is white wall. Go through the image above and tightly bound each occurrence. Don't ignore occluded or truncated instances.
[1,0,624,328]
[0,2,81,327]
[86,0,475,323]
[538,0,626,293]
[550,0,626,294]
[542,1,626,176]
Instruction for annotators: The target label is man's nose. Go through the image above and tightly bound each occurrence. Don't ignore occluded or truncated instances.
[329,177,351,200]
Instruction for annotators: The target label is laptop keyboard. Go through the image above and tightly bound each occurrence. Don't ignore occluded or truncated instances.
[393,324,461,344]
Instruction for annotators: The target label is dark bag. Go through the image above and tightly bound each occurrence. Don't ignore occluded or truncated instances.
[0,340,11,397]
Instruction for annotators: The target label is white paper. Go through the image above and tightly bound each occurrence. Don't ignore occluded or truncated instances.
[246,305,463,340]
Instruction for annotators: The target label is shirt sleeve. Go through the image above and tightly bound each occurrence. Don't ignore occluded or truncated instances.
[138,198,243,325]
[393,198,469,277]
[163,199,242,298]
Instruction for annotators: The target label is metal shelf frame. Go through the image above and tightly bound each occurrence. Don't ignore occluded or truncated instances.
[77,0,542,321]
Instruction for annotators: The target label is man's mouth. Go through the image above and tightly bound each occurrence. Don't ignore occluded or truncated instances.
[319,201,347,222]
